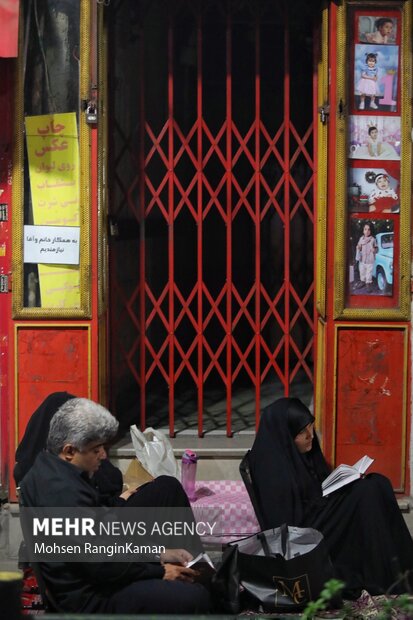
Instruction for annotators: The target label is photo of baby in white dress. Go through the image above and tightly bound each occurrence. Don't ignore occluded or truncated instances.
[348,116,400,160]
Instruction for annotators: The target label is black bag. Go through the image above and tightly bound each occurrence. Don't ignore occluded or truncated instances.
[212,523,335,614]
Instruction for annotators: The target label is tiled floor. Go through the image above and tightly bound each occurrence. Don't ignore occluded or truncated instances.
[143,376,314,436]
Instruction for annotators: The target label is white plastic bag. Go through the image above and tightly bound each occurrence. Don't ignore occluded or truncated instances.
[129,426,181,479]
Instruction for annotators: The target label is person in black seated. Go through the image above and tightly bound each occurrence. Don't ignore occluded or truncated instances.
[14,392,76,488]
[14,392,133,506]
[248,397,413,596]
[14,392,195,510]
[19,397,210,614]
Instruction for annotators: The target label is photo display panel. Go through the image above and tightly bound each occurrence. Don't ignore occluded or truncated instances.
[346,7,401,308]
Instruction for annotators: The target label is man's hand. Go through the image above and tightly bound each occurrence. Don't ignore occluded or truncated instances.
[162,564,198,582]
[160,548,193,565]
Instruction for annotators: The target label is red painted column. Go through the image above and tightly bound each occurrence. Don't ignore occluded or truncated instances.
[225,8,233,437]
[254,16,261,428]
[196,13,204,437]
[283,9,290,395]
[90,2,99,404]
[323,2,338,464]
[167,14,176,437]
[0,59,13,490]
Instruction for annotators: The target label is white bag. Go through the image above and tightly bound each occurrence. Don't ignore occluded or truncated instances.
[129,426,181,479]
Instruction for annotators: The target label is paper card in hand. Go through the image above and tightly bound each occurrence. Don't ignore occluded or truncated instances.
[187,552,216,585]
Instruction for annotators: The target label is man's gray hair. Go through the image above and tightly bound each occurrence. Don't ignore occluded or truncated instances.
[47,398,119,454]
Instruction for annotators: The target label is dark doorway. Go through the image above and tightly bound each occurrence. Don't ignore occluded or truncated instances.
[107,0,318,436]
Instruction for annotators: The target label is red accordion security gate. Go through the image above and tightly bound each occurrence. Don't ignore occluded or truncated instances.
[108,0,318,436]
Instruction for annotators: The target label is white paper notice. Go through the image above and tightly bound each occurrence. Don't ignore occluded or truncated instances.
[24,225,80,265]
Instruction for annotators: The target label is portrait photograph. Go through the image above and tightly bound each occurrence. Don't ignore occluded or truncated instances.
[348,115,400,160]
[348,163,400,214]
[354,44,399,112]
[357,15,398,45]
[349,216,394,297]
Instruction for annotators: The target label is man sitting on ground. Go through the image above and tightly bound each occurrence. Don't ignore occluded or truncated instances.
[19,397,211,615]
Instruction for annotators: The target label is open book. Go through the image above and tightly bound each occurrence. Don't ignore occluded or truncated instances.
[322,455,374,497]
[186,552,216,584]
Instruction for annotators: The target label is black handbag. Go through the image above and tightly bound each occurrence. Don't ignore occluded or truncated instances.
[212,523,335,614]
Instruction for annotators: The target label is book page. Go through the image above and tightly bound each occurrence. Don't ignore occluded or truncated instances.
[322,472,360,496]
[322,455,374,497]
[322,464,357,489]
[352,454,374,474]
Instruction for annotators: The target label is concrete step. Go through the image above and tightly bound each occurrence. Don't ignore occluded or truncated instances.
[110,430,254,481]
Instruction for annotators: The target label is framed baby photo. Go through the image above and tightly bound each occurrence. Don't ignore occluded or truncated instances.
[353,44,399,114]
[356,11,399,46]
[348,115,400,160]
[347,162,400,214]
[348,216,396,300]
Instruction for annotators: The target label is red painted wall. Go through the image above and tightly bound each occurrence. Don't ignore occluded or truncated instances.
[335,327,408,491]
[9,325,90,498]
[15,326,90,442]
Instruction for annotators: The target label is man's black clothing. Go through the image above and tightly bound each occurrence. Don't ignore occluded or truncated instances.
[19,451,210,614]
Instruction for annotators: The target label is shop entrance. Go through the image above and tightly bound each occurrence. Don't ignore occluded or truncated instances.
[107,0,320,436]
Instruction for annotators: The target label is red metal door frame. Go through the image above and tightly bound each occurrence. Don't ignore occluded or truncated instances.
[0,59,13,490]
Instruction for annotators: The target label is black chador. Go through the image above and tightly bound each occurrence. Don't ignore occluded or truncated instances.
[248,398,413,595]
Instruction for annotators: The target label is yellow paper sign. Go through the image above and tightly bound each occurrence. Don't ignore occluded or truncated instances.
[25,113,80,307]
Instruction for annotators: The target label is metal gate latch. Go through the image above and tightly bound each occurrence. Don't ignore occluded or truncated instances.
[86,103,98,124]
[318,104,330,124]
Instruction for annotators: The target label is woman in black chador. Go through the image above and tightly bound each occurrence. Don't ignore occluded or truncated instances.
[248,397,413,595]
[14,392,76,487]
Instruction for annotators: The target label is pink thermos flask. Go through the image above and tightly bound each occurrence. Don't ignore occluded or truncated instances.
[181,449,198,501]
